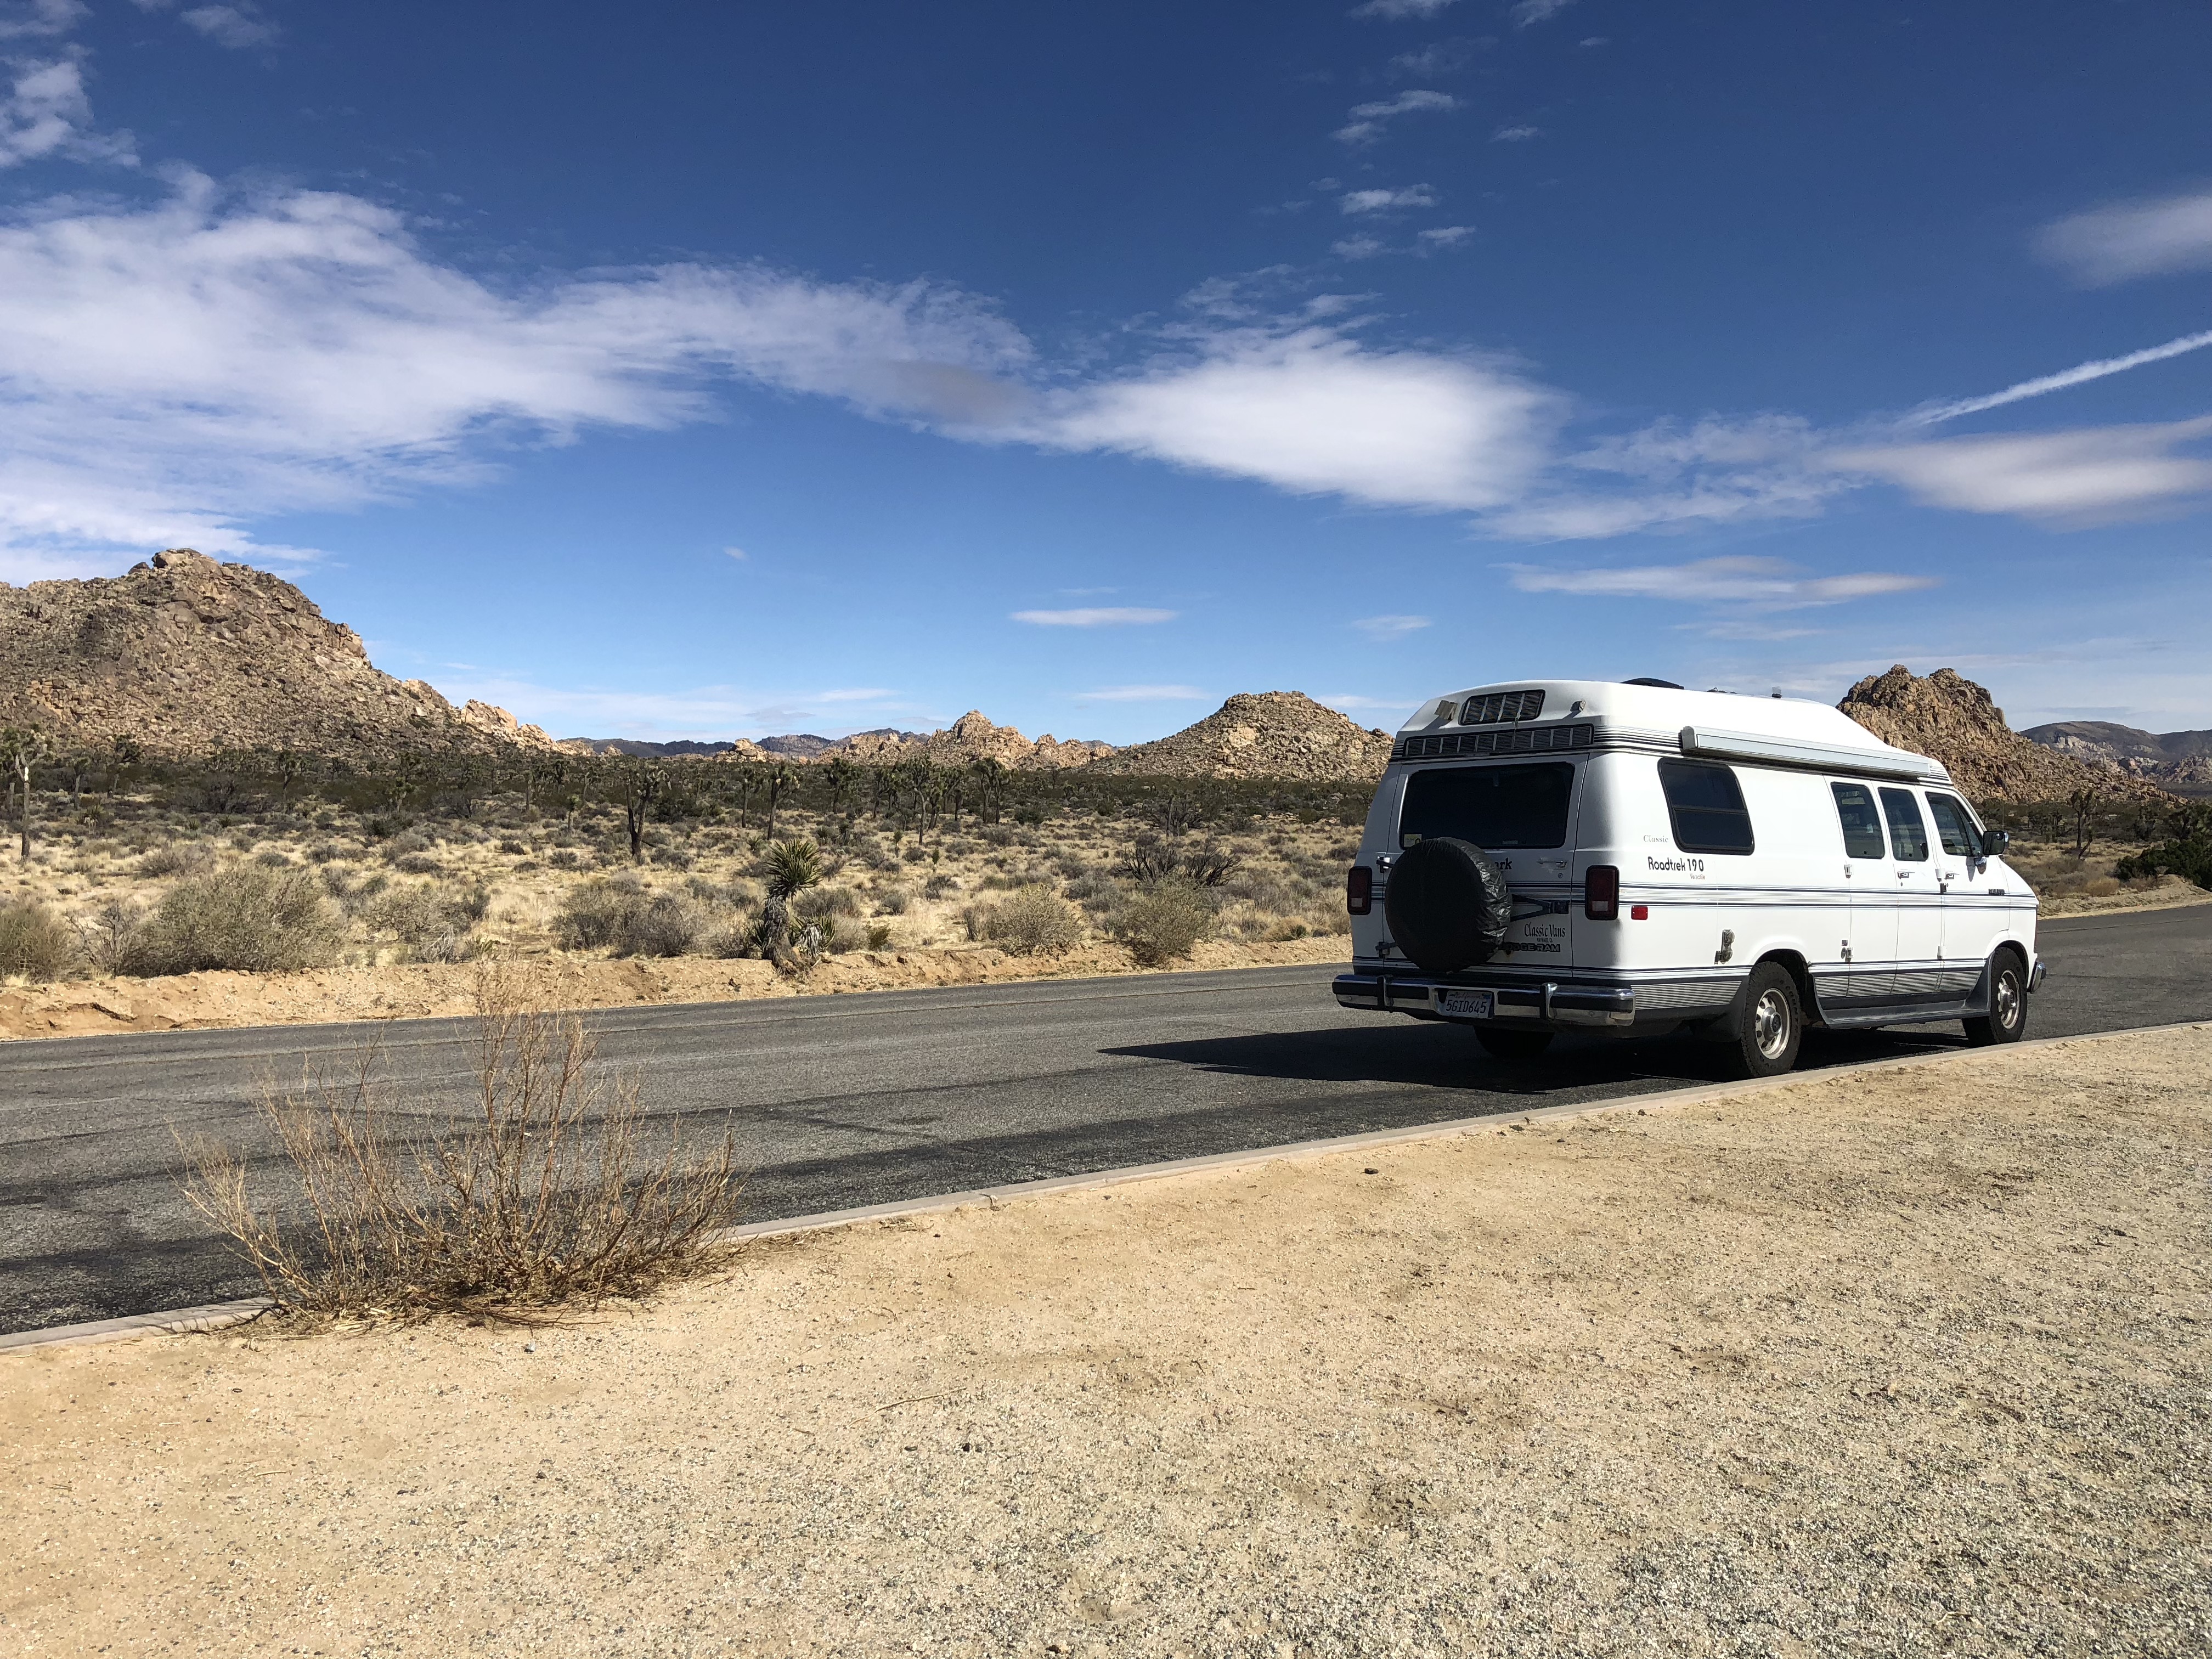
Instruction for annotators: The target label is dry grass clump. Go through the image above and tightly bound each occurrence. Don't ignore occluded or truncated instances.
[363,882,478,964]
[980,883,1085,956]
[1110,876,1218,967]
[0,897,80,982]
[555,874,706,958]
[181,969,743,1321]
[121,863,345,975]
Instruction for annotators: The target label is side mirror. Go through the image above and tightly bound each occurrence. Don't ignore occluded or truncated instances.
[1979,828,2010,859]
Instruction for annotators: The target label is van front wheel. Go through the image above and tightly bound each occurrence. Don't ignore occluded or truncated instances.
[1964,948,2028,1047]
[1725,963,1803,1080]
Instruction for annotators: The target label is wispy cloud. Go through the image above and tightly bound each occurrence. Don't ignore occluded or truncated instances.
[1350,0,1459,19]
[429,676,905,741]
[1075,684,1206,702]
[1318,693,1417,715]
[1388,38,1485,77]
[723,546,747,561]
[1331,235,1385,259]
[1335,88,1458,145]
[1904,329,2212,425]
[1509,0,1576,26]
[1339,184,1438,214]
[1011,607,1177,627]
[1503,555,1934,612]
[179,3,276,49]
[0,53,125,167]
[2036,188,2212,286]
[1353,614,1430,641]
[1418,225,1475,247]
[1492,124,1541,142]
[1835,419,2212,524]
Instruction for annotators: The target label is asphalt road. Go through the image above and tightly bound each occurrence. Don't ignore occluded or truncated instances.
[5,904,2208,1338]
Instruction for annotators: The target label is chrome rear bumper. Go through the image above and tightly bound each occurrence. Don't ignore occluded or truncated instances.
[1333,973,1637,1027]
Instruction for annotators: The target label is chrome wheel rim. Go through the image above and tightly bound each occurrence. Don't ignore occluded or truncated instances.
[1752,988,1792,1059]
[1994,969,2021,1031]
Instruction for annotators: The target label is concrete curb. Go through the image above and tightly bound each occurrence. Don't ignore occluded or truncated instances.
[7,1019,2203,1357]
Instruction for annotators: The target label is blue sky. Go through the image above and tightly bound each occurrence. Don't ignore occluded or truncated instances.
[1,0,2208,741]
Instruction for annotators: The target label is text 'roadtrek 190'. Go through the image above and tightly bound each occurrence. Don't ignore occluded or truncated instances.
[1335,679,2046,1078]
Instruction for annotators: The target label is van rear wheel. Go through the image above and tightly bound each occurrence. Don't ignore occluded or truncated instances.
[1964,947,2028,1047]
[1476,1028,1554,1063]
[1724,963,1803,1080]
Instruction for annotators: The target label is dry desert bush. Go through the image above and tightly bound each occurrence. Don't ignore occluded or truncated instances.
[979,883,1085,955]
[0,896,78,981]
[181,968,744,1321]
[1110,876,1218,967]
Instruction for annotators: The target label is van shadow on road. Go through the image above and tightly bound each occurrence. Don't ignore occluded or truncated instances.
[1105,1017,1968,1094]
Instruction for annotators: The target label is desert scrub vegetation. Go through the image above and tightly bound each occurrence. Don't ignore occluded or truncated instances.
[182,970,743,1321]
[0,738,1380,985]
[109,863,346,976]
[0,896,78,981]
[978,884,1085,956]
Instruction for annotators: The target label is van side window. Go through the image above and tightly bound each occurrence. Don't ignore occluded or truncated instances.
[1879,788,1930,861]
[1657,760,1754,855]
[1830,782,1886,859]
[1925,793,1978,858]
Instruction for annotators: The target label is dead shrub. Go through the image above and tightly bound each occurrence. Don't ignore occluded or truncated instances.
[180,970,743,1320]
[77,899,152,974]
[126,864,345,975]
[0,898,80,982]
[983,884,1085,956]
[1110,877,1217,967]
[137,842,212,878]
[364,883,477,964]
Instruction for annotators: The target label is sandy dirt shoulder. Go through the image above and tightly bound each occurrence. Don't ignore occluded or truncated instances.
[4,1025,2207,1657]
[0,933,1348,1042]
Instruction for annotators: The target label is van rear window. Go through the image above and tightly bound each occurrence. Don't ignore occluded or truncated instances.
[1658,760,1755,855]
[1399,763,1573,850]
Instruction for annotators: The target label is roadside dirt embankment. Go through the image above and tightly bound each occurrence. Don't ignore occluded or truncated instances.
[4,1025,2205,1656]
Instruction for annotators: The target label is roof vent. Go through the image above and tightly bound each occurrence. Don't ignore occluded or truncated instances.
[1624,677,1684,689]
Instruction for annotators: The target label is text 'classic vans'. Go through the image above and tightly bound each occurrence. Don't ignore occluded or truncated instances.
[1336,679,2044,1077]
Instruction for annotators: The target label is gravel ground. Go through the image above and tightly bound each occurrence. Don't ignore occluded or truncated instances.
[3,1026,2207,1658]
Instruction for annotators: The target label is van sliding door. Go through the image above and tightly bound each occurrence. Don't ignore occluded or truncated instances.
[1878,788,1946,1009]
[1829,782,1895,1008]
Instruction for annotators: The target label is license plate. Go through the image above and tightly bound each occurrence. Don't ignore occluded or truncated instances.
[1437,989,1494,1019]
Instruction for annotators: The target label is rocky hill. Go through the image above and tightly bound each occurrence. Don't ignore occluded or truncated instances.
[0,549,558,759]
[1094,691,1393,782]
[822,711,1114,771]
[2023,720,2212,797]
[1838,667,2172,803]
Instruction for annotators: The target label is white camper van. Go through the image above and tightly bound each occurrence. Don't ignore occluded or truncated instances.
[1336,679,2045,1077]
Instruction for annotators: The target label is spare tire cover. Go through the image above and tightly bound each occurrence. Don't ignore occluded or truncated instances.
[1385,836,1511,974]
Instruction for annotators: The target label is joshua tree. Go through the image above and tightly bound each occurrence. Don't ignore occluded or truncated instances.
[2067,788,2096,862]
[823,755,859,817]
[969,755,1009,825]
[763,761,802,842]
[523,754,567,816]
[618,761,668,862]
[0,726,47,861]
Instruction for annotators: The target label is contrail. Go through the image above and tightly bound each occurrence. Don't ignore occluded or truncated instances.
[1906,327,2212,426]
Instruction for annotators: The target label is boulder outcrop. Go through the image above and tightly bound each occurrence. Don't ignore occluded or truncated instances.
[1094,691,1394,782]
[0,549,557,758]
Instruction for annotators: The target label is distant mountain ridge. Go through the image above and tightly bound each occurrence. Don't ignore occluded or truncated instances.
[2023,720,2212,798]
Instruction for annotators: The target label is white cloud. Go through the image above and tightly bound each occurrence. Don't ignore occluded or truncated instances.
[1335,88,1458,144]
[1905,329,2212,425]
[1074,685,1206,702]
[1509,0,1576,25]
[0,54,121,167]
[1418,225,1475,247]
[1833,419,2212,523]
[1353,614,1430,641]
[0,175,1032,571]
[1503,555,1934,611]
[1331,235,1385,259]
[1042,326,1562,513]
[1491,124,1541,142]
[1339,184,1438,214]
[1011,607,1177,627]
[179,3,275,48]
[430,675,906,741]
[1318,693,1418,715]
[0,1,84,39]
[1350,0,1459,18]
[2036,188,2212,286]
[723,546,747,561]
[1389,39,1482,77]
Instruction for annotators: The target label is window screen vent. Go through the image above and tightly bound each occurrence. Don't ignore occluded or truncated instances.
[1396,723,1593,761]
[1458,690,1544,725]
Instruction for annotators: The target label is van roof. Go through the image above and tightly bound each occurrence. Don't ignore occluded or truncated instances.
[1400,679,1947,780]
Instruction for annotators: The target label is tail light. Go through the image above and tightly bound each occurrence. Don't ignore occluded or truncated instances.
[1583,865,1620,921]
[1347,865,1373,915]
